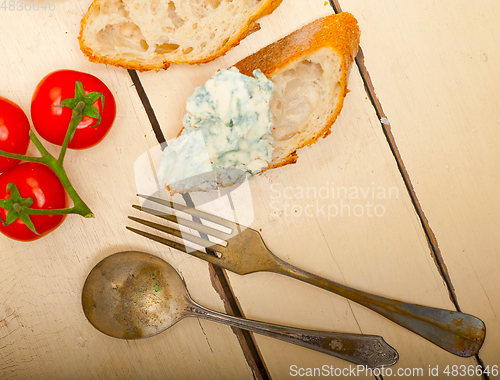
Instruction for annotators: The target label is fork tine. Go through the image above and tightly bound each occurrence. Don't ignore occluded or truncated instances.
[132,204,230,241]
[126,226,224,266]
[128,216,227,251]
[137,194,237,232]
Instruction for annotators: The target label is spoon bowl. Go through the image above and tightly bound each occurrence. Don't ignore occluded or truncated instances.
[82,251,399,368]
[82,250,187,339]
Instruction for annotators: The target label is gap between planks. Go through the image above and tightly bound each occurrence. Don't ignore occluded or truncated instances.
[329,1,489,377]
[328,0,460,311]
[127,69,271,380]
[128,0,488,372]
[349,39,491,380]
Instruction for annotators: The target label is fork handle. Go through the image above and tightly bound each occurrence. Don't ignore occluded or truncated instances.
[186,301,398,368]
[272,259,485,357]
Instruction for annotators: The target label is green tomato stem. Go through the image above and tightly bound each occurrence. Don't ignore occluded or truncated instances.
[0,99,94,219]
[42,154,94,218]
[16,206,89,216]
[58,100,85,163]
[0,150,44,163]
[29,129,51,158]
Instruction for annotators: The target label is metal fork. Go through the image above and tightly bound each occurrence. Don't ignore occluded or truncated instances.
[127,195,486,358]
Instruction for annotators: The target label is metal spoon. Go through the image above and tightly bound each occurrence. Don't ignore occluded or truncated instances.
[82,251,398,368]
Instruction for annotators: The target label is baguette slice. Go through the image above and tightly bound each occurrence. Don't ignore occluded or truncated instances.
[160,12,361,193]
[235,11,360,171]
[78,0,283,71]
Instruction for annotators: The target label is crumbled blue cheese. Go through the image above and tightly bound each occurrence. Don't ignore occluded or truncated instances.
[157,67,275,191]
[156,130,214,191]
[183,67,274,173]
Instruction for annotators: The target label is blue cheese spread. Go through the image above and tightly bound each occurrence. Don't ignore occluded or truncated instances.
[157,67,275,191]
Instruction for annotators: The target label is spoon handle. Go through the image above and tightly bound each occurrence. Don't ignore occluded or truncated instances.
[186,301,398,369]
[272,257,485,357]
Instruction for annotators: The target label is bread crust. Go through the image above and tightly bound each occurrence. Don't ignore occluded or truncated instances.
[235,12,360,171]
[78,0,284,72]
[162,12,360,194]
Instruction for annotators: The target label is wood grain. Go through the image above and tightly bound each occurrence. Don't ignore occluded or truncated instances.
[1,0,497,378]
[343,0,500,373]
[0,2,253,379]
[136,0,490,377]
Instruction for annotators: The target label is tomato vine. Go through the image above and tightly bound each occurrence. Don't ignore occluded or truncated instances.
[0,79,111,238]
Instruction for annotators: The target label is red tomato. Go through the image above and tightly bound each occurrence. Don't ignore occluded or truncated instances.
[0,162,68,241]
[0,97,31,172]
[31,70,116,150]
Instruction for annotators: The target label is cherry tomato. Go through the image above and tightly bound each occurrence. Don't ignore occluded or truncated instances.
[31,70,116,150]
[0,97,31,172]
[0,162,68,241]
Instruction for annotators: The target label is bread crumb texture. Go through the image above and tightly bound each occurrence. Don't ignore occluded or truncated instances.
[153,12,360,193]
[235,12,360,171]
[79,0,283,71]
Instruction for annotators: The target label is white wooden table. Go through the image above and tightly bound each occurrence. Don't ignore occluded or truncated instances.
[1,0,499,378]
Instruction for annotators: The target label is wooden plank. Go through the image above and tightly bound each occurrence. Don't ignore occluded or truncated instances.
[340,0,500,372]
[0,2,253,379]
[136,0,485,376]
